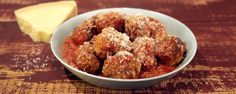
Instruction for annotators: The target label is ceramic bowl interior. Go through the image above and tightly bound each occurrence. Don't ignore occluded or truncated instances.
[51,8,197,89]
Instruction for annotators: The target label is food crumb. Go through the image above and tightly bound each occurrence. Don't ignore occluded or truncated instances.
[11,47,53,71]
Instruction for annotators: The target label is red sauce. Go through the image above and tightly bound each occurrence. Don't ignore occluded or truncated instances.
[139,64,175,78]
[61,37,78,66]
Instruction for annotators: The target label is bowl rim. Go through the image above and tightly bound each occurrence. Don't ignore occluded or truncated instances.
[51,7,197,82]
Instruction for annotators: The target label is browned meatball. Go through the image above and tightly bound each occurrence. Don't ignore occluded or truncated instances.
[139,65,174,78]
[71,18,97,45]
[148,21,167,41]
[155,36,186,66]
[94,11,124,32]
[75,42,100,74]
[93,27,131,59]
[102,51,141,79]
[132,37,157,70]
[125,15,167,41]
[125,15,151,40]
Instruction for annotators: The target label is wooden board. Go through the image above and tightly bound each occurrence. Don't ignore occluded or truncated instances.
[0,0,235,93]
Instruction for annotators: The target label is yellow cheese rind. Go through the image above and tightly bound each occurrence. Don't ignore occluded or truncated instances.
[15,1,78,43]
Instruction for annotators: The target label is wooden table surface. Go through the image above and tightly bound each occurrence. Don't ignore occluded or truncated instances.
[0,0,236,93]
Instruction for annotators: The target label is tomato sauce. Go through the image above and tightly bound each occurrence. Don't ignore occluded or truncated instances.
[61,37,78,66]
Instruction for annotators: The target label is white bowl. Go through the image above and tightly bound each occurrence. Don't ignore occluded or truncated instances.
[51,8,197,89]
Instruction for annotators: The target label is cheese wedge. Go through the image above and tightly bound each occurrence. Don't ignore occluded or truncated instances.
[15,1,78,43]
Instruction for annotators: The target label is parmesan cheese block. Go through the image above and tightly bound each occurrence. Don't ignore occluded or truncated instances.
[14,1,78,43]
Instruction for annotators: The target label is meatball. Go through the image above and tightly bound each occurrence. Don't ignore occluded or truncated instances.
[155,36,186,66]
[93,27,131,59]
[74,42,100,74]
[102,51,141,79]
[139,65,174,78]
[125,15,151,40]
[125,15,168,41]
[148,20,167,41]
[71,18,98,45]
[94,11,124,32]
[132,37,157,70]
[62,37,78,66]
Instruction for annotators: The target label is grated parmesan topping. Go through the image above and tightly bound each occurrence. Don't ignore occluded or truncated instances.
[116,51,133,57]
[119,33,131,49]
[128,14,149,29]
[133,36,155,47]
[101,27,131,50]
[77,42,94,59]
